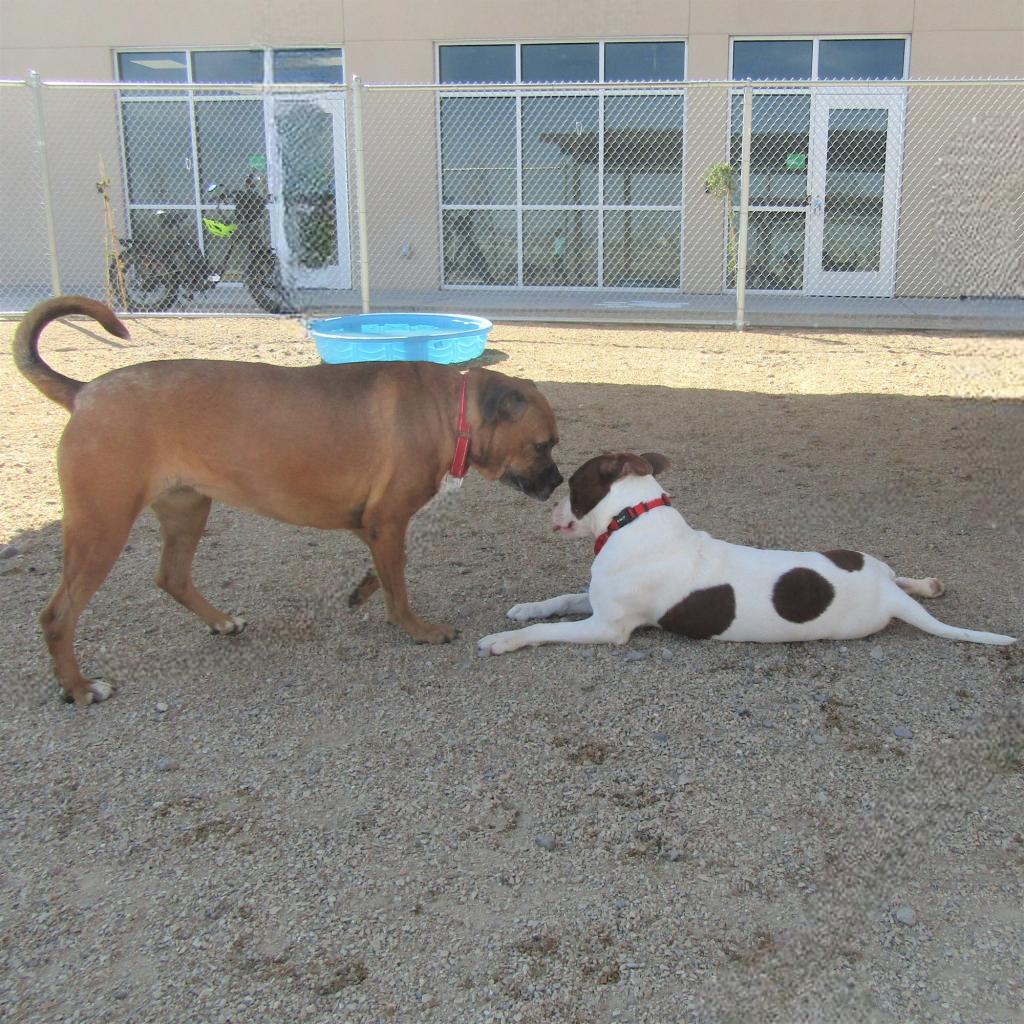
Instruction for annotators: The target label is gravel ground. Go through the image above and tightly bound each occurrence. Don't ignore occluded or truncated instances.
[1,315,1022,1024]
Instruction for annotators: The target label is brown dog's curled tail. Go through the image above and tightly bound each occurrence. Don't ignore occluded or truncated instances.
[13,296,130,411]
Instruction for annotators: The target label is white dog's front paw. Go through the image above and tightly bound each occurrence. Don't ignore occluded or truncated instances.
[507,602,546,622]
[478,631,524,656]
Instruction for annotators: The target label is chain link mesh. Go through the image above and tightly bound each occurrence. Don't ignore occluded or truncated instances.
[1,78,1021,328]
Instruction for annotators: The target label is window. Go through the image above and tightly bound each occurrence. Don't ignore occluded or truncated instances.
[732,38,907,81]
[605,42,686,83]
[733,40,813,81]
[272,48,344,84]
[521,43,599,83]
[818,39,906,81]
[438,41,687,289]
[116,48,346,284]
[439,41,686,84]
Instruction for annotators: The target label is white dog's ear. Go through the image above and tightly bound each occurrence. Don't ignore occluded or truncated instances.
[640,452,671,477]
[602,452,655,480]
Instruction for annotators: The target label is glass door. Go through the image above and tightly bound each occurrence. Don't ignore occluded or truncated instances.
[268,94,351,290]
[805,91,904,296]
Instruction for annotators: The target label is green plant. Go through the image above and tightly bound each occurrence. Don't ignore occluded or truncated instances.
[703,162,738,282]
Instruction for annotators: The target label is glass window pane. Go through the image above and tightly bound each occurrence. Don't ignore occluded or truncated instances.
[822,107,888,272]
[272,48,344,83]
[819,39,905,80]
[273,48,344,84]
[605,42,685,82]
[191,50,263,83]
[522,96,599,206]
[441,97,516,205]
[439,44,516,84]
[733,210,805,290]
[121,101,194,204]
[523,210,598,286]
[276,101,339,270]
[128,208,195,248]
[195,100,266,192]
[730,93,810,206]
[732,40,812,81]
[604,95,684,207]
[604,210,680,288]
[522,43,599,83]
[443,209,518,285]
[117,51,188,83]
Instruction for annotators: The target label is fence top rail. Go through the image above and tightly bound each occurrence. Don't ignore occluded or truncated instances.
[2,75,1021,92]
[4,76,350,93]
[361,77,1024,91]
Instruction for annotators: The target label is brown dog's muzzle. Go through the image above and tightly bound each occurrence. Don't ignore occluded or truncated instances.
[502,461,563,501]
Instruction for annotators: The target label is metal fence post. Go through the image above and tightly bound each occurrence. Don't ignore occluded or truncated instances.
[27,70,62,297]
[734,85,752,331]
[350,75,371,314]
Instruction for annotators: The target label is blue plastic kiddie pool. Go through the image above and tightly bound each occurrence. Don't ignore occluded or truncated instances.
[308,312,492,365]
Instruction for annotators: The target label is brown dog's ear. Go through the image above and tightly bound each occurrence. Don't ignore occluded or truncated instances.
[640,452,671,477]
[481,380,528,423]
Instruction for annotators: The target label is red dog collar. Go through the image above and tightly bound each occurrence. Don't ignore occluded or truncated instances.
[450,374,471,479]
[594,494,671,556]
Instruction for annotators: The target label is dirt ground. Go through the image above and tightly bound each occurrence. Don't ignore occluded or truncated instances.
[1,313,1022,1024]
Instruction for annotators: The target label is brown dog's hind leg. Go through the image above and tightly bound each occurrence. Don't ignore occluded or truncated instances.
[152,489,245,635]
[363,517,456,644]
[348,568,381,608]
[43,506,139,706]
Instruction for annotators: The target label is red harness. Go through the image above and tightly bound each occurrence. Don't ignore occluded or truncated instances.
[594,495,672,556]
[449,374,471,479]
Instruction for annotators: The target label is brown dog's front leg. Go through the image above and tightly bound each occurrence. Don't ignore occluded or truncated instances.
[364,519,456,644]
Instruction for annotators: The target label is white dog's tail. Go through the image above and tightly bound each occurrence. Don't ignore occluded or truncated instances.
[890,589,1016,645]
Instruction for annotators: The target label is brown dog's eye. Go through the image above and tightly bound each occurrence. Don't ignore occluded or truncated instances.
[535,441,552,454]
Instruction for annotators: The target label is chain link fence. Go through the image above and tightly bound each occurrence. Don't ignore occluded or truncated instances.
[1,76,1021,329]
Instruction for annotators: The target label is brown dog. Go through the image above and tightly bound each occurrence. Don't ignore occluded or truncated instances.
[14,297,562,705]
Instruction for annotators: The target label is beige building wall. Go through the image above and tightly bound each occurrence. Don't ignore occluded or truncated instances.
[1,0,1021,300]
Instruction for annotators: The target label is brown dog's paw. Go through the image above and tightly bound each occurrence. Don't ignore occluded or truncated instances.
[412,621,458,645]
[62,679,115,706]
[210,614,247,636]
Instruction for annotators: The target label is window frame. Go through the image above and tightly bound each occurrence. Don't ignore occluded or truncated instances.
[113,45,345,260]
[729,35,911,82]
[435,42,689,290]
[436,39,688,85]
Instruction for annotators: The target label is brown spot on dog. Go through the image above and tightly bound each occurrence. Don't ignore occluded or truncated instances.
[659,584,736,639]
[821,548,864,572]
[772,568,835,623]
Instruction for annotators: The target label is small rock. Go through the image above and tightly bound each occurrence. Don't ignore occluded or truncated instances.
[814,691,829,706]
[894,725,913,739]
[621,650,647,662]
[660,649,674,661]
[155,757,179,772]
[0,544,19,559]
[869,645,884,661]
[534,834,557,852]
[579,648,595,660]
[653,733,669,744]
[895,906,917,926]
[155,702,169,714]
[111,990,129,1001]
[737,708,752,718]
[810,732,826,745]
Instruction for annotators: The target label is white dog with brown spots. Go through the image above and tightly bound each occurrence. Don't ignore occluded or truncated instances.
[478,452,1016,655]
